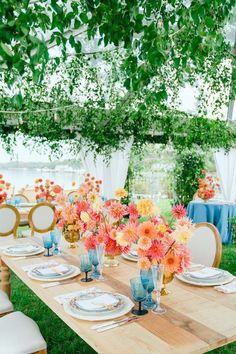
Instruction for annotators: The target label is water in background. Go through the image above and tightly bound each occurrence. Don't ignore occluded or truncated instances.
[1,168,85,192]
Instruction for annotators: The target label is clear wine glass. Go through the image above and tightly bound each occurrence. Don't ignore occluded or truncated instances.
[151,264,166,314]
[96,243,105,281]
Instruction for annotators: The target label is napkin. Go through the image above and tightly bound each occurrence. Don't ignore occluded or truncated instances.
[185,267,222,279]
[54,287,97,305]
[9,244,37,253]
[215,281,236,293]
[76,293,118,311]
[37,264,69,276]
[129,250,138,257]
[22,261,58,273]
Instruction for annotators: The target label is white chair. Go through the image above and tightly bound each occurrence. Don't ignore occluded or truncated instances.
[22,203,56,238]
[187,222,222,267]
[0,311,47,354]
[14,193,30,203]
[0,205,20,238]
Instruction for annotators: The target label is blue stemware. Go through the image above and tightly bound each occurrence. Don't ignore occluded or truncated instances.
[43,233,53,257]
[130,277,148,316]
[80,254,93,282]
[88,249,100,279]
[140,269,155,309]
[50,229,62,255]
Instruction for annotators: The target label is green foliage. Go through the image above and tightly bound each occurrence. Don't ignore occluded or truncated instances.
[172,148,205,206]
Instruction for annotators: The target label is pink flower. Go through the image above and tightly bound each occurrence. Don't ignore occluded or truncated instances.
[172,205,187,219]
[84,235,96,250]
[128,203,139,220]
[108,201,127,221]
[138,257,151,270]
[147,240,166,260]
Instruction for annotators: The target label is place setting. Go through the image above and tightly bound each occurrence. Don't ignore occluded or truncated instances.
[2,243,45,257]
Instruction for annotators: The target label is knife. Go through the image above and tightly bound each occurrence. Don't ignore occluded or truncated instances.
[96,316,139,332]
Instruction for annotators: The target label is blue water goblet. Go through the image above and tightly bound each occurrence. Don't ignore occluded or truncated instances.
[80,254,93,282]
[43,233,53,257]
[50,229,62,255]
[130,277,148,316]
[88,249,100,279]
[140,269,155,309]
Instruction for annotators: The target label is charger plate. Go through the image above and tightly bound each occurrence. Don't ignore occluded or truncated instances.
[28,265,80,282]
[3,244,44,257]
[63,293,134,321]
[176,270,234,287]
[122,252,138,262]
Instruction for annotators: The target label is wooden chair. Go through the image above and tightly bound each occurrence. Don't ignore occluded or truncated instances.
[187,222,222,267]
[0,289,13,317]
[0,205,20,238]
[28,202,56,237]
[14,193,30,203]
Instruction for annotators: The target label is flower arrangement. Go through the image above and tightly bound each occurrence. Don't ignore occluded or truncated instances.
[0,174,11,204]
[197,170,220,201]
[34,178,62,202]
[136,203,195,275]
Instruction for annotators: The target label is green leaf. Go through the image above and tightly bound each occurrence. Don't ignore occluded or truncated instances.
[205,17,215,29]
[13,93,23,107]
[0,42,13,57]
[80,12,89,24]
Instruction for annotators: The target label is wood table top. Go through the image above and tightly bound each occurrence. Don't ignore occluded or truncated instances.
[1,236,236,354]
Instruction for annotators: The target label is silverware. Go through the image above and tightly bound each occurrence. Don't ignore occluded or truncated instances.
[91,316,138,331]
[41,280,77,288]
[95,316,139,332]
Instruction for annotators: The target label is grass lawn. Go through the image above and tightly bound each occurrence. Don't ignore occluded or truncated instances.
[9,203,236,354]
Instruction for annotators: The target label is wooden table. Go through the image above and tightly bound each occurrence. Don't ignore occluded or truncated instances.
[1,237,236,354]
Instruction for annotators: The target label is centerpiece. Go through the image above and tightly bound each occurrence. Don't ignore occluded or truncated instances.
[0,174,11,204]
[34,178,62,203]
[136,202,195,295]
[197,170,220,202]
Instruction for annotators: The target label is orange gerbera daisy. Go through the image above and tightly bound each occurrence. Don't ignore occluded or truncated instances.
[123,224,137,243]
[138,236,152,250]
[162,252,180,273]
[138,221,157,239]
[138,257,151,270]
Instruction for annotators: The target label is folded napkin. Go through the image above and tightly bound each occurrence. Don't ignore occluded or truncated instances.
[215,281,236,293]
[54,287,97,305]
[77,293,118,311]
[185,267,222,279]
[37,264,69,276]
[9,244,37,253]
[22,261,58,273]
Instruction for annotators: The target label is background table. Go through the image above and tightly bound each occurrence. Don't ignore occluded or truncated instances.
[187,201,236,244]
[1,237,236,354]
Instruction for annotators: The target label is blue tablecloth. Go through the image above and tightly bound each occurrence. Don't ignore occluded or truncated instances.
[187,201,236,244]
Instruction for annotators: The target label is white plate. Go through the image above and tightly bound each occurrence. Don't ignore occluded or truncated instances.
[3,245,45,257]
[122,253,138,262]
[70,291,122,313]
[63,293,134,321]
[176,271,234,287]
[28,265,81,282]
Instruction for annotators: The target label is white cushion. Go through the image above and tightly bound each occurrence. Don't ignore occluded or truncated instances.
[0,208,17,234]
[0,290,13,314]
[31,206,54,231]
[0,311,46,354]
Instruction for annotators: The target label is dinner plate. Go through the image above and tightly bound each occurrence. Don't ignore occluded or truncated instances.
[70,290,123,313]
[176,270,234,287]
[122,252,138,262]
[31,264,73,278]
[63,293,134,321]
[3,244,44,257]
[28,265,80,282]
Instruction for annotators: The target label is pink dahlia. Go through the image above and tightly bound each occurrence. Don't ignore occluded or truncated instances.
[172,205,187,219]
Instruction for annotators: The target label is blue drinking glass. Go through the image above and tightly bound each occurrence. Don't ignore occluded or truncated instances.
[43,233,53,257]
[130,277,148,316]
[50,229,62,255]
[80,254,93,282]
[140,269,155,309]
[88,249,100,279]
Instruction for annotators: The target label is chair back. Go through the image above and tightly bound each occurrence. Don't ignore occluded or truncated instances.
[187,222,222,267]
[0,205,20,238]
[14,194,30,203]
[28,202,56,236]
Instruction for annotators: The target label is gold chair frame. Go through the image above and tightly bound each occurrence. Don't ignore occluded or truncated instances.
[195,222,222,268]
[28,202,56,237]
[0,205,20,238]
[67,190,79,197]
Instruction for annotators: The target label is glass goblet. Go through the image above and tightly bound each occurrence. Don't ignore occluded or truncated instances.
[96,243,105,281]
[130,277,148,316]
[50,229,62,255]
[151,264,166,315]
[140,269,155,309]
[43,233,53,257]
[80,254,93,282]
[88,249,100,279]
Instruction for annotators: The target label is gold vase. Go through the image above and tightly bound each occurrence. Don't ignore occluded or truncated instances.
[161,271,174,296]
[104,254,119,267]
[63,225,80,248]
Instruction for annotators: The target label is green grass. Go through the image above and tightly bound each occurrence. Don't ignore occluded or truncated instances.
[10,208,236,354]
